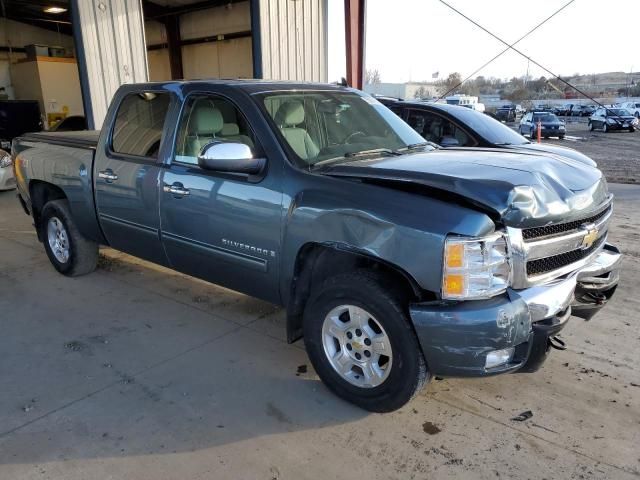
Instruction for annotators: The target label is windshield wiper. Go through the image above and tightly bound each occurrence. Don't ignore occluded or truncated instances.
[312,148,401,168]
[344,148,402,158]
[404,141,439,150]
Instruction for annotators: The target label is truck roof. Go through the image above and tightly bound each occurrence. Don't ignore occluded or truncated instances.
[120,78,351,94]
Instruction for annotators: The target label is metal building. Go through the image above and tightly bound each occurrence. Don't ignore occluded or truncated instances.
[71,0,329,128]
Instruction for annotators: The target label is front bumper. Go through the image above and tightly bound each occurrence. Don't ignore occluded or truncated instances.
[410,243,621,377]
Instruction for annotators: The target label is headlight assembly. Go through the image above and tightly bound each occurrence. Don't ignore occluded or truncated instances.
[442,232,510,300]
[0,151,12,168]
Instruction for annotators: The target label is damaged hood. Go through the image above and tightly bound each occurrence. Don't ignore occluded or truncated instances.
[509,143,597,167]
[321,148,609,228]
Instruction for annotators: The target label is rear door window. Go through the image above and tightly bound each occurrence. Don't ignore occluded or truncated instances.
[111,92,171,159]
[407,109,474,146]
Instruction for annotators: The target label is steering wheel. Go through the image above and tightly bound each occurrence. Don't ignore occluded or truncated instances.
[344,131,366,144]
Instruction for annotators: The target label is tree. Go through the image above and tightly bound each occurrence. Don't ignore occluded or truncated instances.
[438,72,462,95]
[365,69,381,85]
[414,86,429,99]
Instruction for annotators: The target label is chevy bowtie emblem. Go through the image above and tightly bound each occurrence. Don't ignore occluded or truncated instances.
[581,223,599,250]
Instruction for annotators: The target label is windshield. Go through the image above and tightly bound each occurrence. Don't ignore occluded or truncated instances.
[259,91,428,167]
[533,113,560,123]
[608,109,631,116]
[445,106,528,145]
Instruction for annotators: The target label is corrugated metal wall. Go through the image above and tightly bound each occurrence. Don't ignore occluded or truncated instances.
[258,0,328,82]
[74,0,148,128]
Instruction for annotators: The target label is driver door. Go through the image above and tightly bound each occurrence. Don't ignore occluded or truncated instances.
[159,90,283,303]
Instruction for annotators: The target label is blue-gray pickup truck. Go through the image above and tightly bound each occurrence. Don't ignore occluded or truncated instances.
[12,80,621,412]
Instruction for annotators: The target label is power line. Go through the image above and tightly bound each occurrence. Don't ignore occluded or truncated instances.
[436,0,575,101]
[437,0,614,114]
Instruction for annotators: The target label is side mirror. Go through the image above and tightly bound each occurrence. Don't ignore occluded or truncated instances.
[198,142,265,175]
[439,136,460,147]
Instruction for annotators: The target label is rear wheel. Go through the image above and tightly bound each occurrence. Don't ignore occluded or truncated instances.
[303,271,428,412]
[41,200,98,276]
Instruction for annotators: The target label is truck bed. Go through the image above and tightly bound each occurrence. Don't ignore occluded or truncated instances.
[20,130,100,149]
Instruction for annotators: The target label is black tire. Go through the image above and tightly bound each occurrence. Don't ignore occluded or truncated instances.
[303,270,428,412]
[589,122,594,131]
[41,199,98,276]
[559,135,565,140]
[603,123,608,133]
[530,128,535,139]
[629,126,635,133]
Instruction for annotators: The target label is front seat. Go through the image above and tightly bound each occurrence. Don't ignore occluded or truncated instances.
[274,101,319,161]
[186,103,224,157]
[219,122,254,148]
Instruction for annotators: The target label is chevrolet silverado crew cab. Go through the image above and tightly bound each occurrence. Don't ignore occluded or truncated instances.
[13,80,621,412]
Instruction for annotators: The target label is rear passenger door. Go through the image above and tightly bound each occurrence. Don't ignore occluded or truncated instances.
[94,90,173,266]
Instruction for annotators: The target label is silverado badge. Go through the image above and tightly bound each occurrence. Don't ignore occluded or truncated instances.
[580,223,599,250]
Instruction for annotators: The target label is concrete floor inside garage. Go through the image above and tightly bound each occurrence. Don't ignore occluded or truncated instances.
[1,181,639,479]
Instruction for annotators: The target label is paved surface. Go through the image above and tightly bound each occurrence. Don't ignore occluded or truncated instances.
[1,186,639,479]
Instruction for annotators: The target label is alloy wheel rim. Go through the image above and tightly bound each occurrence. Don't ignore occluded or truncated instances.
[47,217,70,263]
[321,305,393,388]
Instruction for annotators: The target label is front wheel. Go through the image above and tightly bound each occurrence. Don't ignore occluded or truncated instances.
[589,122,594,131]
[303,271,428,412]
[603,123,608,133]
[41,199,98,276]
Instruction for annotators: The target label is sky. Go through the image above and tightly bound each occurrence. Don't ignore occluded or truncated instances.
[327,0,640,84]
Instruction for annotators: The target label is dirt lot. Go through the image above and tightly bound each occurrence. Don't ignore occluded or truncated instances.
[518,118,640,183]
[1,180,639,479]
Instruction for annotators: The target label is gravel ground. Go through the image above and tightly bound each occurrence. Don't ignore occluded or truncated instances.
[515,117,640,184]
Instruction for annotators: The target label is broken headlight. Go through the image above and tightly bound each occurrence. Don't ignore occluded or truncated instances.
[442,232,510,300]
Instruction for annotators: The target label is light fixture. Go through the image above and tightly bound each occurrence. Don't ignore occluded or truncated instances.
[44,6,67,13]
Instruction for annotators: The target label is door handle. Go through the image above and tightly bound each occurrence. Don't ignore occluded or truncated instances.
[163,183,190,197]
[98,169,118,182]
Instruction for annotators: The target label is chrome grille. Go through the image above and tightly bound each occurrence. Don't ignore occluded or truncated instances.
[507,197,613,288]
[522,206,611,241]
[526,235,606,276]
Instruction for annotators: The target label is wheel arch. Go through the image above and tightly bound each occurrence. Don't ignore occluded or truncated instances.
[29,180,67,241]
[284,242,432,344]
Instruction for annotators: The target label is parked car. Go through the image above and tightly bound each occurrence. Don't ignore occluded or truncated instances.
[553,104,571,116]
[580,105,596,117]
[569,105,584,116]
[519,111,566,139]
[495,105,517,122]
[620,101,640,118]
[377,99,595,166]
[12,81,621,412]
[589,107,638,132]
[0,148,14,190]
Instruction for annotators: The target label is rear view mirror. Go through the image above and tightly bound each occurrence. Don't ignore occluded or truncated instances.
[198,142,265,175]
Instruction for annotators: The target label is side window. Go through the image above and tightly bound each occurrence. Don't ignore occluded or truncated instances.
[112,92,170,159]
[388,105,404,118]
[175,95,257,165]
[408,109,474,146]
[407,109,437,138]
